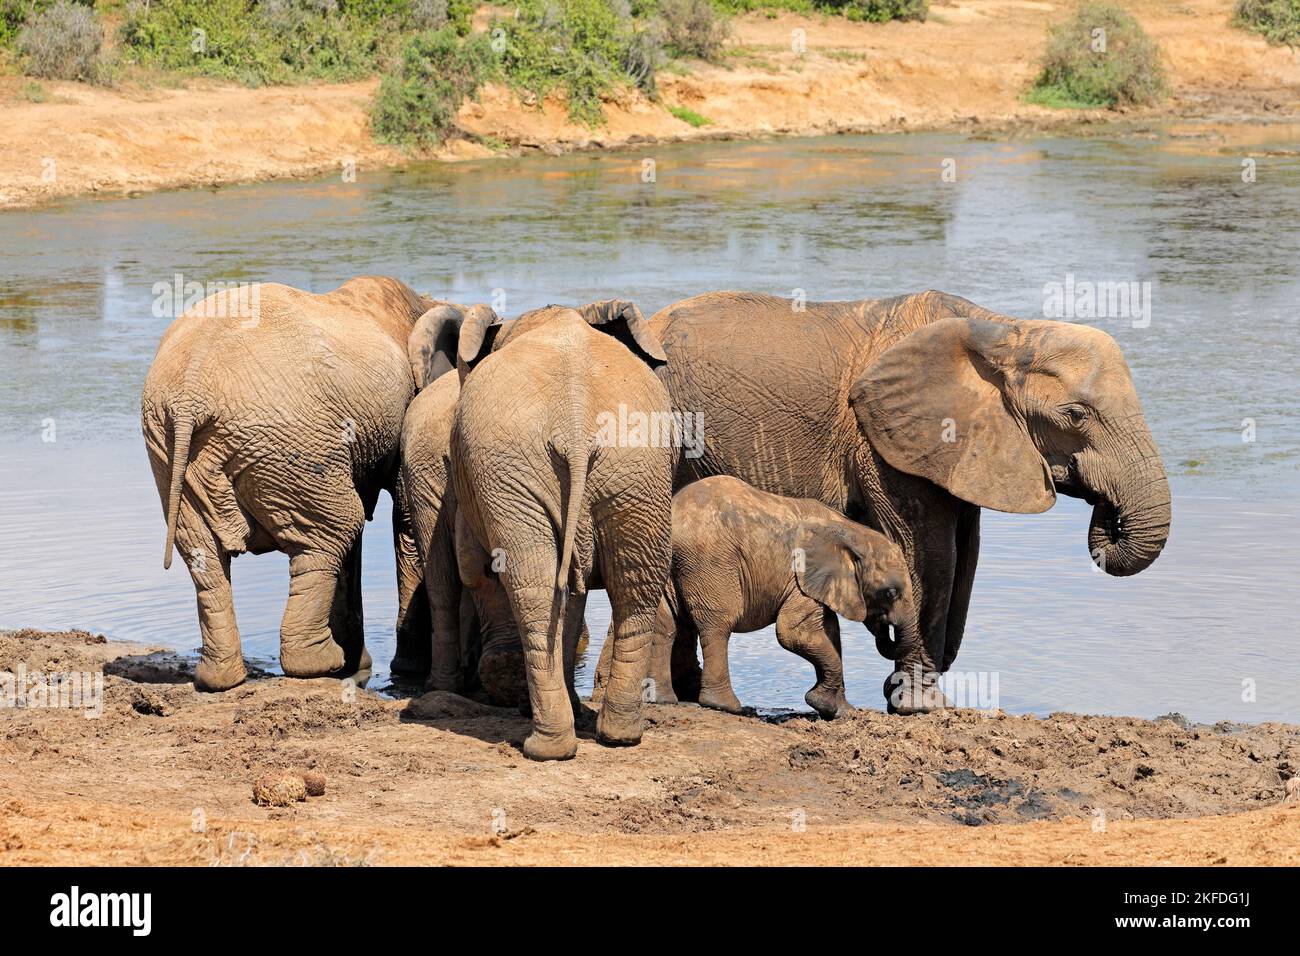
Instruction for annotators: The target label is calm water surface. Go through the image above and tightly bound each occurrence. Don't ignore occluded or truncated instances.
[2,128,1298,722]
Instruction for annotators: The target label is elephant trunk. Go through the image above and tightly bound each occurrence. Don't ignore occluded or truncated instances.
[1086,443,1171,577]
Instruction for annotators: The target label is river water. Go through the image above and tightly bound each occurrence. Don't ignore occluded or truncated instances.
[2,126,1298,722]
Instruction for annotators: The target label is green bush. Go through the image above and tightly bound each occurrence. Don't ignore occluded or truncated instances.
[17,0,107,82]
[370,25,495,146]
[1233,0,1300,45]
[658,0,730,60]
[1028,3,1166,109]
[116,0,475,85]
[494,0,661,125]
[826,0,926,22]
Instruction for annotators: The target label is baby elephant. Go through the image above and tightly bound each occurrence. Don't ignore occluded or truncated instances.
[649,476,912,719]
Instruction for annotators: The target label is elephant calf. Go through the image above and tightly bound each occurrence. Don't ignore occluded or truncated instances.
[642,476,914,719]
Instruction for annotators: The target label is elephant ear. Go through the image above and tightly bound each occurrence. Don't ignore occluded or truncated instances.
[408,304,464,389]
[576,299,668,370]
[455,304,503,381]
[792,523,868,622]
[849,315,1054,514]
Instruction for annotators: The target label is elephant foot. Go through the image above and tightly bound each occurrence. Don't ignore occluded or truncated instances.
[522,728,578,761]
[884,670,952,715]
[698,686,745,715]
[194,654,246,693]
[595,706,644,748]
[423,669,462,694]
[356,644,373,674]
[647,679,679,705]
[478,645,528,708]
[390,650,429,678]
[384,650,426,681]
[806,685,854,720]
[280,636,346,679]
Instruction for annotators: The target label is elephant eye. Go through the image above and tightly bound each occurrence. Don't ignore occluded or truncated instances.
[881,586,900,603]
[1062,405,1089,427]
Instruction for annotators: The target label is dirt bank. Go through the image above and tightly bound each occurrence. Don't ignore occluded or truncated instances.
[2,628,1296,866]
[3,0,1297,210]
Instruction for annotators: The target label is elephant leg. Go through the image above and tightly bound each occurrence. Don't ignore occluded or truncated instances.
[457,587,480,690]
[776,598,852,720]
[644,596,679,705]
[392,586,431,676]
[591,625,613,706]
[391,495,432,677]
[176,503,244,692]
[696,621,743,714]
[328,536,370,675]
[593,520,665,748]
[280,550,348,678]
[941,503,980,672]
[509,576,578,761]
[561,589,587,711]
[858,456,955,713]
[670,620,702,703]
[425,527,464,692]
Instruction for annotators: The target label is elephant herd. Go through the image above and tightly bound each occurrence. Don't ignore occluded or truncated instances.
[142,276,1171,761]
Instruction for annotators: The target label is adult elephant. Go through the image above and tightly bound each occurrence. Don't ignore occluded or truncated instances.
[142,276,465,691]
[451,300,676,759]
[647,291,1171,712]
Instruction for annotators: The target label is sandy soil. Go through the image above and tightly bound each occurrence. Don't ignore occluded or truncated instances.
[2,628,1297,866]
[2,0,1297,209]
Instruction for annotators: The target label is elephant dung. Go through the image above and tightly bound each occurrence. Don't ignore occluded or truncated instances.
[301,771,327,797]
[252,772,307,807]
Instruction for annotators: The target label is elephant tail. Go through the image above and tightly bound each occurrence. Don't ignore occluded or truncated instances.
[162,410,195,570]
[555,443,588,592]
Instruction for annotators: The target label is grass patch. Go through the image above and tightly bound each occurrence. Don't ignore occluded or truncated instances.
[667,102,710,125]
[1232,0,1300,45]
[1028,2,1166,109]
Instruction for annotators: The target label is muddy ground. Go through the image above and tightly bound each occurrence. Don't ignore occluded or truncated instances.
[1,628,1297,866]
[3,0,1299,208]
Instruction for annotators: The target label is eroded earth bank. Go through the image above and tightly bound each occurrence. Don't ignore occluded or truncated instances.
[2,628,1297,866]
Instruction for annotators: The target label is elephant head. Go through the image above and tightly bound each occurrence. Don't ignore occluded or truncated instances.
[408,302,468,389]
[851,316,1171,577]
[792,520,916,659]
[456,299,667,379]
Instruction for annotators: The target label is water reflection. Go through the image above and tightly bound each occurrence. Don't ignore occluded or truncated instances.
[1,126,1297,722]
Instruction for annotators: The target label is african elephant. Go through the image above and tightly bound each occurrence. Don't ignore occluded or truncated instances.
[451,301,677,760]
[647,291,1172,712]
[142,276,464,691]
[625,475,914,720]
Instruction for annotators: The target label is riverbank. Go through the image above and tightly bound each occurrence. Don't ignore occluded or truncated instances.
[3,0,1297,210]
[3,628,1296,866]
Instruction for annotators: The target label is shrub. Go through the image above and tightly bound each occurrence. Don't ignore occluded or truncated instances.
[1028,3,1166,109]
[370,26,495,146]
[1233,0,1300,46]
[17,0,107,82]
[117,0,471,85]
[829,0,926,22]
[658,0,730,61]
[494,0,662,125]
